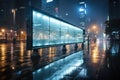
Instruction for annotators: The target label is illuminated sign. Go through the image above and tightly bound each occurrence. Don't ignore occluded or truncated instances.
[46,0,53,3]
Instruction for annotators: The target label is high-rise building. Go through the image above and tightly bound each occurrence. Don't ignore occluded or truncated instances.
[78,0,87,29]
[41,0,59,17]
[109,0,120,20]
[106,0,120,35]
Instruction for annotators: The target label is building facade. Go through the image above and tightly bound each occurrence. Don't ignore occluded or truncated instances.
[106,0,120,35]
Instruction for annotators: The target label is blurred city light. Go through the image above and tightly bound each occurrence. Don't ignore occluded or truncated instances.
[79,2,85,4]
[10,29,13,32]
[79,7,85,12]
[87,29,90,33]
[93,25,96,30]
[46,0,53,3]
[21,31,24,34]
[1,29,5,32]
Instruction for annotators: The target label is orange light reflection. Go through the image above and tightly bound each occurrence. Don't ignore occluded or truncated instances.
[91,43,99,64]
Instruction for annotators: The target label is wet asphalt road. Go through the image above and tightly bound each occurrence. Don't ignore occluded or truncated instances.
[0,39,120,80]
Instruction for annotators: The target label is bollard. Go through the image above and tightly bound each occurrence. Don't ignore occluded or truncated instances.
[31,49,40,66]
[74,43,78,52]
[62,45,67,54]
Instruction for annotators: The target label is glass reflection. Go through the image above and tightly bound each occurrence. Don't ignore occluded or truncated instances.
[38,49,43,56]
[66,45,70,54]
[32,10,83,47]
[48,47,55,62]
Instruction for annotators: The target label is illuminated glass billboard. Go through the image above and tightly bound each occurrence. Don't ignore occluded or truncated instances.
[32,10,83,48]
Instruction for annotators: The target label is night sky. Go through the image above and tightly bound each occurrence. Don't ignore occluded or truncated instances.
[0,0,108,29]
[59,0,108,28]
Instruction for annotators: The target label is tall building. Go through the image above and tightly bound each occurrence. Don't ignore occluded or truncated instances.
[109,0,120,20]
[105,0,120,49]
[106,0,120,35]
[41,0,59,17]
[78,1,87,29]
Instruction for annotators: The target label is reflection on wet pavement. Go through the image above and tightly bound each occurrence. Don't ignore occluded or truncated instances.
[33,39,107,80]
[1,38,120,80]
[33,51,83,80]
[0,42,33,80]
[60,39,107,80]
[0,42,82,80]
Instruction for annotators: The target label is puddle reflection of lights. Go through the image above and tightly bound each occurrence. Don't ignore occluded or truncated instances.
[1,44,6,55]
[20,42,24,57]
[49,60,83,80]
[79,68,87,78]
[92,45,99,64]
[37,69,41,73]
[1,44,6,61]
[44,65,49,69]
[33,52,83,80]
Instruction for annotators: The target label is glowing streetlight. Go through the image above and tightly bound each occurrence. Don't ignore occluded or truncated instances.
[21,31,24,34]
[1,29,5,32]
[10,29,13,33]
[12,9,17,27]
[93,25,96,30]
[1,29,5,39]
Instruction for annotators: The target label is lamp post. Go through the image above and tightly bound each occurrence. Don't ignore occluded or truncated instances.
[12,9,17,43]
[21,31,24,40]
[12,9,16,28]
[92,25,97,43]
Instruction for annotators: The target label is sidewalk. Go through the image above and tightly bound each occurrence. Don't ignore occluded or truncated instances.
[61,39,120,80]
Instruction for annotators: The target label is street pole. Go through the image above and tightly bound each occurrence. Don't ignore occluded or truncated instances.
[12,9,17,43]
[12,9,16,28]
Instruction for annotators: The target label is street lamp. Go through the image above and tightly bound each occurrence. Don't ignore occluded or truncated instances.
[1,29,5,39]
[21,31,25,40]
[12,9,17,43]
[12,9,17,28]
[93,25,96,30]
[21,31,24,34]
[1,29,5,32]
